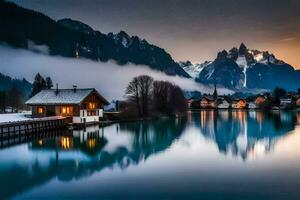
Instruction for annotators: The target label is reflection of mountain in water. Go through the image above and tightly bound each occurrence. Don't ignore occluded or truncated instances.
[0,117,187,199]
[193,110,299,159]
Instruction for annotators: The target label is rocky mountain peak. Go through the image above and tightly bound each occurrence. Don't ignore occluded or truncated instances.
[193,43,299,91]
[238,43,248,55]
[216,50,228,61]
[57,18,95,35]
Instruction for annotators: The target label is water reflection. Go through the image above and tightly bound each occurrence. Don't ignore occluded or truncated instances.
[193,110,299,160]
[0,111,299,199]
[0,117,187,199]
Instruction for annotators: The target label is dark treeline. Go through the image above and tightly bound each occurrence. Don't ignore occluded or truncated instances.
[0,86,22,112]
[0,72,31,113]
[0,73,53,113]
[123,75,187,118]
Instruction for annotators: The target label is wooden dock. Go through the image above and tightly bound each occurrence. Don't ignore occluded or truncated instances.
[0,117,72,141]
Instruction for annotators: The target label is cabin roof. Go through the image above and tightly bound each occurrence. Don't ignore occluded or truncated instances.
[25,88,109,105]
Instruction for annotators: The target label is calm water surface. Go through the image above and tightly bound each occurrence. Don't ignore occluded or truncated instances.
[1,110,300,200]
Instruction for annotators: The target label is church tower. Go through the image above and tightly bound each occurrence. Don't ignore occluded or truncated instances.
[213,83,218,99]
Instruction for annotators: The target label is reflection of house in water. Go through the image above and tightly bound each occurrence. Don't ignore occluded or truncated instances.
[0,118,187,199]
[197,110,297,160]
[30,126,107,156]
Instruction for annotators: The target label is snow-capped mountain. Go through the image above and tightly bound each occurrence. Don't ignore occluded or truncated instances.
[178,60,210,78]
[196,43,300,91]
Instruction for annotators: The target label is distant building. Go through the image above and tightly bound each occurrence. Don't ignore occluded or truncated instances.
[296,96,300,107]
[25,87,109,124]
[231,99,247,109]
[213,83,218,100]
[280,96,293,108]
[248,102,256,109]
[200,96,217,109]
[217,97,230,109]
[254,95,268,108]
[187,98,196,109]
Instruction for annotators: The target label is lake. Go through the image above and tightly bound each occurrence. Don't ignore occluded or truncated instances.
[1,110,300,200]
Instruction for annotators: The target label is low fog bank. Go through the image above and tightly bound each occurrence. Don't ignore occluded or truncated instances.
[0,45,232,101]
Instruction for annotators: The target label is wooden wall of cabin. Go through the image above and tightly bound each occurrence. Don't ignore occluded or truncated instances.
[54,105,80,116]
[80,92,104,110]
[31,105,80,117]
[31,105,47,118]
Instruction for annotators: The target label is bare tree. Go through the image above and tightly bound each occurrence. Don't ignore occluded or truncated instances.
[153,81,171,113]
[138,75,153,117]
[153,80,187,115]
[126,77,141,117]
[125,75,153,117]
[126,75,186,117]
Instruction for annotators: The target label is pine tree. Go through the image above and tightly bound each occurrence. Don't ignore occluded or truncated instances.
[31,73,47,96]
[0,91,7,113]
[45,77,53,89]
[8,86,22,112]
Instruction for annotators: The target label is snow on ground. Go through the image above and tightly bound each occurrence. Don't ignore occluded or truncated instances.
[236,56,248,87]
[0,112,65,124]
[0,112,32,123]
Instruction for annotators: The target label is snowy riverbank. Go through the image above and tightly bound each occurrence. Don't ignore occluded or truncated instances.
[0,112,32,123]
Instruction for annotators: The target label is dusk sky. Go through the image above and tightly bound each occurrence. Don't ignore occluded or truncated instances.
[10,0,300,69]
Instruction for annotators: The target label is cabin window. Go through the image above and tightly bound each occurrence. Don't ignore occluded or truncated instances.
[88,102,96,109]
[37,107,44,114]
[60,106,73,115]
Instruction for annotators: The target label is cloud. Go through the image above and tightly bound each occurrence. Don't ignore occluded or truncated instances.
[279,37,295,42]
[0,45,232,101]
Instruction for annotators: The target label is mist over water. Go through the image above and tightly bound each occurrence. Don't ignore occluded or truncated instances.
[0,45,232,100]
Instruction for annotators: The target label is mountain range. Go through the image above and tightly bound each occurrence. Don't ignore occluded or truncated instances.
[180,43,300,91]
[0,1,299,92]
[0,1,189,78]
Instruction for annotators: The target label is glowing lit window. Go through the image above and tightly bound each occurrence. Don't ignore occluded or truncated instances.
[88,102,96,109]
[60,106,73,114]
[37,107,44,114]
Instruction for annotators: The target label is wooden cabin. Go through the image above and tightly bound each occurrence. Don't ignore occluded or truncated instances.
[231,99,247,109]
[25,88,109,124]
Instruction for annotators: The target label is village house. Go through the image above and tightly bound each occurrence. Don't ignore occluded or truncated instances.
[231,99,247,109]
[200,96,217,109]
[254,95,268,108]
[248,102,256,109]
[217,97,230,109]
[187,98,196,109]
[296,96,300,108]
[280,96,293,108]
[25,87,109,124]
